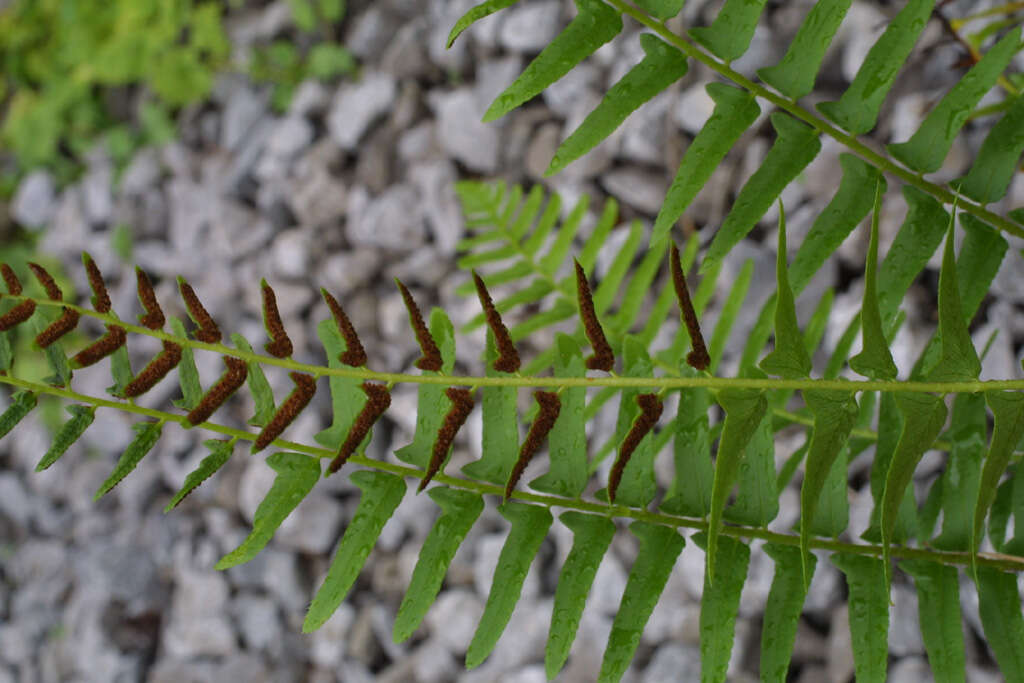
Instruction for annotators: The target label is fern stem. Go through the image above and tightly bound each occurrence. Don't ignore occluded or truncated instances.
[12,294,1024,394]
[2,371,1021,573]
[605,0,1024,240]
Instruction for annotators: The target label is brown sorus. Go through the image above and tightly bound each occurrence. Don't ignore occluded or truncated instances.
[0,301,36,331]
[136,268,165,330]
[418,387,474,492]
[178,278,222,344]
[82,253,111,313]
[670,243,710,371]
[186,356,248,425]
[261,280,293,358]
[1,264,22,295]
[123,340,183,398]
[321,288,367,367]
[608,393,663,504]
[253,372,317,452]
[504,391,561,500]
[327,382,391,474]
[472,271,520,373]
[28,263,62,300]
[575,260,614,371]
[35,308,81,348]
[72,325,127,368]
[395,278,443,372]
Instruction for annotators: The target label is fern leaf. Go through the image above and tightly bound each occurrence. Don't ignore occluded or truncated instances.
[35,404,95,472]
[462,331,520,485]
[106,343,133,398]
[0,390,37,439]
[653,84,760,242]
[593,220,645,316]
[0,329,11,374]
[545,511,616,678]
[977,568,1024,681]
[850,181,897,379]
[703,113,821,273]
[215,451,320,569]
[757,0,853,99]
[800,390,858,583]
[759,204,811,378]
[723,409,777,526]
[862,391,916,544]
[913,214,1007,380]
[231,333,276,427]
[689,0,768,62]
[706,259,753,372]
[972,391,1024,574]
[987,476,1014,553]
[888,27,1020,173]
[958,92,1024,203]
[395,308,456,469]
[707,388,766,582]
[660,366,713,517]
[693,532,749,683]
[540,193,595,277]
[824,186,948,379]
[465,502,553,669]
[483,0,622,123]
[600,522,685,683]
[816,0,934,134]
[833,554,889,683]
[165,439,235,512]
[446,0,518,48]
[313,319,369,453]
[393,487,484,642]
[878,187,950,326]
[760,543,815,683]
[810,443,850,541]
[94,421,163,499]
[31,315,72,387]
[169,317,202,411]
[304,471,406,632]
[880,392,947,583]
[530,334,588,497]
[596,337,657,507]
[930,393,985,551]
[927,214,982,382]
[633,0,684,20]
[900,560,966,683]
[547,34,688,175]
[790,154,884,294]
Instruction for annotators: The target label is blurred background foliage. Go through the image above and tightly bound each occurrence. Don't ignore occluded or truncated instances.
[0,0,355,195]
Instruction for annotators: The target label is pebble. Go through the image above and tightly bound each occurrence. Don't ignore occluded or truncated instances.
[271,229,311,279]
[430,89,501,173]
[347,184,426,250]
[498,1,562,53]
[425,589,484,656]
[327,72,398,150]
[11,170,57,227]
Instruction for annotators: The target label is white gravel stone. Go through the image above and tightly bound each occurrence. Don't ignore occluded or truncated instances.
[271,229,311,279]
[347,184,426,250]
[430,89,500,173]
[600,167,668,215]
[409,160,463,255]
[318,248,382,295]
[425,589,484,655]
[327,72,398,150]
[498,1,562,53]
[674,83,716,135]
[11,170,56,227]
